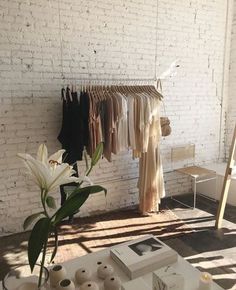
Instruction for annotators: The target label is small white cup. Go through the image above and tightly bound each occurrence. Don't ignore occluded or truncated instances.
[97,264,114,279]
[49,264,67,287]
[56,279,75,290]
[80,281,99,290]
[104,275,121,290]
[75,267,92,284]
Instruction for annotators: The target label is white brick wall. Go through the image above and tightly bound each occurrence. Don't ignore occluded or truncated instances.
[0,0,229,234]
[227,0,236,152]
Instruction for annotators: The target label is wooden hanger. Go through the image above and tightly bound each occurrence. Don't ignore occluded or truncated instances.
[95,85,102,101]
[61,87,66,101]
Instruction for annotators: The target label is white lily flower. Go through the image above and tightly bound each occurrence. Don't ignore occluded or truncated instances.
[17,144,80,192]
[37,144,48,164]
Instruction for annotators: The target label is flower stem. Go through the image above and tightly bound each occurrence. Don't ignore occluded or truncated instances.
[85,165,93,177]
[83,149,89,171]
[41,189,49,218]
[38,238,48,288]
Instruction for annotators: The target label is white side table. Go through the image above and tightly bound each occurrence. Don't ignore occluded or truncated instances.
[0,239,224,290]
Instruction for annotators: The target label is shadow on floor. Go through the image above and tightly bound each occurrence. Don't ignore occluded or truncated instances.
[0,194,236,289]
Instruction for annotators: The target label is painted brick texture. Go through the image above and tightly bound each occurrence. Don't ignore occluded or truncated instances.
[0,0,228,234]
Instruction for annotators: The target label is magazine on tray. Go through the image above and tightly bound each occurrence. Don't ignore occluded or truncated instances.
[110,235,178,279]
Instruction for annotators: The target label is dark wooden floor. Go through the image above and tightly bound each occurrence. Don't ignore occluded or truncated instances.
[0,194,236,289]
[162,194,236,290]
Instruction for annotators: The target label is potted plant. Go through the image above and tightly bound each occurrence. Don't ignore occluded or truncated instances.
[9,143,106,289]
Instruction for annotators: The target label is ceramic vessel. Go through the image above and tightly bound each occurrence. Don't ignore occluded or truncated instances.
[80,281,99,290]
[56,279,75,290]
[75,267,92,284]
[97,264,114,279]
[2,264,49,290]
[104,275,121,290]
[17,282,38,290]
[49,265,67,287]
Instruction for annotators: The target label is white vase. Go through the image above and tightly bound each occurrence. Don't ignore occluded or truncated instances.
[97,264,114,279]
[56,279,75,290]
[104,275,121,290]
[49,265,67,288]
[75,267,92,284]
[2,264,49,290]
[80,281,99,290]
[17,282,38,290]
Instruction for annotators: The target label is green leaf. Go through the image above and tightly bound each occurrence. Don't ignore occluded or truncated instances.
[23,212,44,230]
[28,217,51,272]
[91,142,103,167]
[68,185,107,200]
[50,227,58,263]
[46,195,56,209]
[53,192,89,225]
[53,185,106,225]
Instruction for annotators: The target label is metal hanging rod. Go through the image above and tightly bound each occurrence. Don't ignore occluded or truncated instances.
[54,76,157,82]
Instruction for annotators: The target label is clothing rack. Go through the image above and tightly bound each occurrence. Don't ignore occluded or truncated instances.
[58,82,165,214]
[61,77,156,81]
[60,80,163,100]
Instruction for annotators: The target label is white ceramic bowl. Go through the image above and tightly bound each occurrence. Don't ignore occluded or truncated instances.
[56,278,75,290]
[75,267,92,284]
[49,265,67,288]
[97,264,114,279]
[80,281,99,290]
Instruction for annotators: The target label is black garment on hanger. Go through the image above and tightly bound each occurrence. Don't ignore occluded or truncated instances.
[57,88,90,164]
[79,92,90,149]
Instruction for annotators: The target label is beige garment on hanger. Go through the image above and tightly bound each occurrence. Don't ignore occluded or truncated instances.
[128,97,136,149]
[116,92,128,152]
[138,98,165,213]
